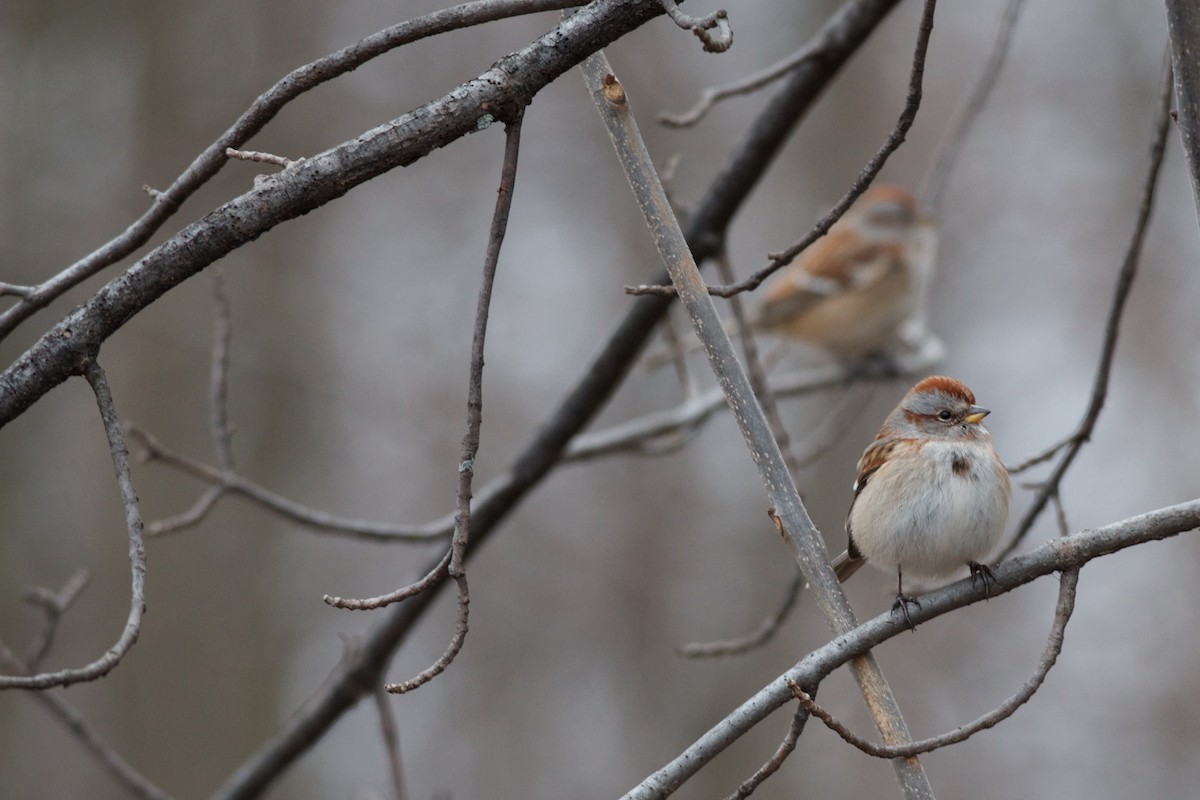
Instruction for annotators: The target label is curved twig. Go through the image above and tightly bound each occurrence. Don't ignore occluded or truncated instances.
[0,362,147,690]
[725,704,809,799]
[789,566,1079,758]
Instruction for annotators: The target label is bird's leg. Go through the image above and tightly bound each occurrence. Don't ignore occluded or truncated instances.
[891,565,920,631]
[968,561,996,599]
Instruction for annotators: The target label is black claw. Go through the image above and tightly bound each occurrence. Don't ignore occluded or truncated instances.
[969,561,997,599]
[891,594,921,631]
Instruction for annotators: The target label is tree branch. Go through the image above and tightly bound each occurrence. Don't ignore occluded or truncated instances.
[0,0,581,342]
[580,38,934,798]
[621,499,1200,798]
[208,4,907,796]
[0,362,147,690]
[0,0,669,428]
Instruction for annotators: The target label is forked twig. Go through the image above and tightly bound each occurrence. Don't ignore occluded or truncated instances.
[0,361,147,690]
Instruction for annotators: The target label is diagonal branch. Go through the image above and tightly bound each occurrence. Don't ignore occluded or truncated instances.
[0,0,670,429]
[580,39,935,799]
[0,0,581,342]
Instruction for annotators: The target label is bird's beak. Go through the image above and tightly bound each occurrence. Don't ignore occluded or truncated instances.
[964,406,990,425]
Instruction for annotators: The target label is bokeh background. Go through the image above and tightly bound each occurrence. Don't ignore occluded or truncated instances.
[2,1,1198,798]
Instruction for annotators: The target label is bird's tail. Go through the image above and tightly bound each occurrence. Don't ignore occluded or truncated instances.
[831,550,866,583]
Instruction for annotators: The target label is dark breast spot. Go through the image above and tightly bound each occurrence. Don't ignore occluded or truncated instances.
[951,451,972,477]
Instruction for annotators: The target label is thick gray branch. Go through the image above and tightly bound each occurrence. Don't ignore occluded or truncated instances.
[0,0,665,429]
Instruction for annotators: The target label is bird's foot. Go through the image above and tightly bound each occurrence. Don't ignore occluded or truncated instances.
[891,593,921,631]
[969,561,996,599]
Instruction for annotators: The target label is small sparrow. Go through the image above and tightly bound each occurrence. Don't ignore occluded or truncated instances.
[751,184,937,359]
[831,376,1011,625]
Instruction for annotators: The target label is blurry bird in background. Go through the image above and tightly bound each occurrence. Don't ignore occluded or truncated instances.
[749,184,938,362]
[644,183,939,370]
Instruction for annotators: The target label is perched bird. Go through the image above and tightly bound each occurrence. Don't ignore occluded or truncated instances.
[831,376,1011,624]
[751,184,937,360]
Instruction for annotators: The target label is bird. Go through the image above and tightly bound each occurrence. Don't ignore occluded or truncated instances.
[750,184,937,360]
[831,375,1011,626]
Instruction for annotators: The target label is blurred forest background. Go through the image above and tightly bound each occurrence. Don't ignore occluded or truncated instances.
[1,1,1198,798]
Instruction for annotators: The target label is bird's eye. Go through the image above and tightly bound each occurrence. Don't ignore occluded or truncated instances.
[937,410,953,421]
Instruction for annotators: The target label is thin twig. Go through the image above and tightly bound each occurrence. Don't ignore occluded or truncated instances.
[0,641,178,800]
[1002,54,1173,558]
[621,500,1200,799]
[129,425,452,541]
[324,551,452,611]
[581,45,934,798]
[725,704,809,799]
[678,568,804,658]
[0,362,147,690]
[715,250,800,477]
[658,1,732,53]
[20,568,92,669]
[660,38,835,129]
[451,111,524,576]
[0,0,581,342]
[374,686,409,800]
[209,267,236,470]
[789,566,1079,759]
[225,148,302,168]
[626,0,938,299]
[919,0,1026,213]
[385,574,470,694]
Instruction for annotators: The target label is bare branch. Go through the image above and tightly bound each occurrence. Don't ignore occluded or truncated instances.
[384,574,470,695]
[789,566,1079,758]
[0,362,147,690]
[1003,54,1173,557]
[324,551,452,611]
[660,38,836,129]
[208,267,236,470]
[580,42,934,798]
[1166,0,1200,232]
[0,0,671,427]
[210,4,907,794]
[678,568,804,658]
[20,568,92,669]
[0,0,583,343]
[128,425,452,542]
[0,641,178,800]
[451,111,524,576]
[920,0,1026,212]
[658,1,732,53]
[373,686,409,800]
[724,704,809,799]
[621,500,1200,798]
[626,0,937,299]
[225,148,303,169]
